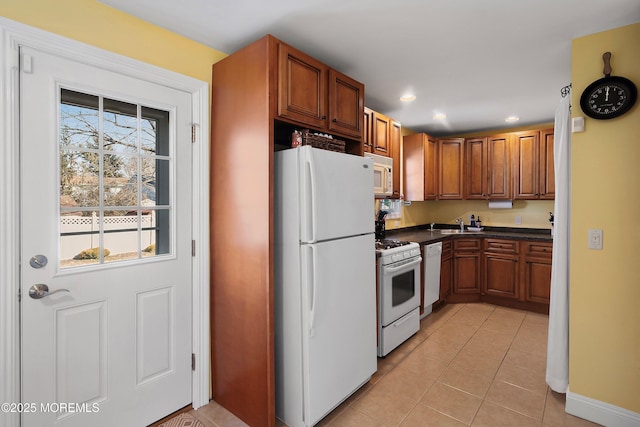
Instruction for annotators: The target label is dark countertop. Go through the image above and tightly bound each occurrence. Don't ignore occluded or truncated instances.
[384,225,553,246]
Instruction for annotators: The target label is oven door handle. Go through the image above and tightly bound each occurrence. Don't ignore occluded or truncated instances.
[382,257,422,274]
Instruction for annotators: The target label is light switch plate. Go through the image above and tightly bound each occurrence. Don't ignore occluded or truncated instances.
[588,228,603,250]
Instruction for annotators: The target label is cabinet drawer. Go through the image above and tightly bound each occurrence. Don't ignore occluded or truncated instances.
[453,238,481,251]
[484,239,519,254]
[523,241,553,259]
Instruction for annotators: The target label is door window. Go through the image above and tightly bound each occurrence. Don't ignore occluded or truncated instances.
[59,89,172,268]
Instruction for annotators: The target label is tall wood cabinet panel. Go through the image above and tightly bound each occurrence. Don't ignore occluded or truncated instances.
[403,133,438,201]
[465,138,486,199]
[513,129,554,200]
[440,240,452,300]
[211,35,276,427]
[486,134,511,199]
[372,112,391,156]
[438,138,465,200]
[211,34,365,427]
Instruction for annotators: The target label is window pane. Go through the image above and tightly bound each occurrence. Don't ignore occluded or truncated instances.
[141,106,170,156]
[103,210,139,263]
[60,90,99,150]
[103,98,138,153]
[60,150,99,208]
[60,211,100,267]
[154,208,171,255]
[104,154,137,208]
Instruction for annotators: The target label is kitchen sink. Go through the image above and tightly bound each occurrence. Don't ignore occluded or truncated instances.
[437,229,483,234]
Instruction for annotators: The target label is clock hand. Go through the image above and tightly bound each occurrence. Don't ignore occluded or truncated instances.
[605,86,610,101]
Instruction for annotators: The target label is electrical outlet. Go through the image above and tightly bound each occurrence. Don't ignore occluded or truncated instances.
[588,228,603,250]
[515,215,522,225]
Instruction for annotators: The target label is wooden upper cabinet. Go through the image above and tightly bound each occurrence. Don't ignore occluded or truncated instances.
[438,138,465,200]
[328,69,364,139]
[539,129,555,199]
[465,135,511,200]
[363,107,373,153]
[278,43,327,128]
[465,138,486,199]
[277,41,364,142]
[513,129,554,199]
[486,134,511,199]
[403,133,438,201]
[372,112,391,155]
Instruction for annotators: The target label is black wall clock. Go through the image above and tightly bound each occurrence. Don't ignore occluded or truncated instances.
[579,52,637,120]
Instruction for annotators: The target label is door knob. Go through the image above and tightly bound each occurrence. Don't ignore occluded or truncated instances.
[28,284,70,299]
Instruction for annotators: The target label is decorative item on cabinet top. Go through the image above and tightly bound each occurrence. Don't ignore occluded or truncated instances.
[291,129,346,153]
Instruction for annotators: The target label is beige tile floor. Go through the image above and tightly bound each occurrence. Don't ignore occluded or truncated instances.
[185,303,601,427]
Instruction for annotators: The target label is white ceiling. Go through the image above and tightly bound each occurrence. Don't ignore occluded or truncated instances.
[101,0,640,136]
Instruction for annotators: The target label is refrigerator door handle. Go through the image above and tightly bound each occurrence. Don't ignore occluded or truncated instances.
[305,151,318,243]
[308,244,318,337]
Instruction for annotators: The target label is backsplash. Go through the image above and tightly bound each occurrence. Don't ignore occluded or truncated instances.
[385,199,555,231]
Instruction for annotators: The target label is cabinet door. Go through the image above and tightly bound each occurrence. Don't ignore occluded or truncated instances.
[403,133,426,201]
[521,242,553,305]
[453,254,481,294]
[539,129,555,199]
[278,43,327,129]
[486,134,511,199]
[522,259,552,304]
[363,107,373,153]
[513,131,540,199]
[439,138,465,199]
[465,138,486,199]
[483,254,519,299]
[440,245,452,300]
[390,120,402,198]
[424,135,439,200]
[372,112,390,156]
[328,69,364,139]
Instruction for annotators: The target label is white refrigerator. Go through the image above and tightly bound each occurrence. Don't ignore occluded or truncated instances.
[274,146,377,427]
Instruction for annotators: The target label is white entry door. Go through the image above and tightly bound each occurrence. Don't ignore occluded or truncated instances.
[19,46,193,427]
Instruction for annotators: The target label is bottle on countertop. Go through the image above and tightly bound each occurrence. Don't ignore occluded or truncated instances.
[476,216,482,228]
[470,214,476,228]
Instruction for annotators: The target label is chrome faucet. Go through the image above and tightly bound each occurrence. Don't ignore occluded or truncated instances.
[455,217,464,232]
[430,223,435,232]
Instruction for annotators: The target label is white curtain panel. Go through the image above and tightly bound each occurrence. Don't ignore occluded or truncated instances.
[546,94,571,393]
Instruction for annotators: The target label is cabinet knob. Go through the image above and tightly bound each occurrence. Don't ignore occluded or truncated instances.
[332,118,337,123]
[321,115,327,120]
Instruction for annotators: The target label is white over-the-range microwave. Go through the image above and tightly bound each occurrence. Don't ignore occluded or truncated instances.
[364,152,393,197]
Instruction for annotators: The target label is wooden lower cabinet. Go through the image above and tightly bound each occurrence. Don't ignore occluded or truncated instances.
[445,237,552,313]
[483,239,519,299]
[521,241,553,305]
[449,239,481,302]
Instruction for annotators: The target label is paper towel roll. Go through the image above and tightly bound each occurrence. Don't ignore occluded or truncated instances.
[488,201,513,209]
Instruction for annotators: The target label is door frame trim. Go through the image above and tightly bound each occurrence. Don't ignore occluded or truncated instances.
[0,17,210,427]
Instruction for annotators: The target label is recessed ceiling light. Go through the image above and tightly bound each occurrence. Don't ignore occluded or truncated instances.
[433,113,447,120]
[400,94,416,102]
[505,115,520,123]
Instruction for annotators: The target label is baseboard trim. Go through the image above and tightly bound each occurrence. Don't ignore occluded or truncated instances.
[566,391,640,427]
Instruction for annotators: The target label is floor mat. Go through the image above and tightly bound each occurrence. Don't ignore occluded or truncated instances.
[157,413,205,427]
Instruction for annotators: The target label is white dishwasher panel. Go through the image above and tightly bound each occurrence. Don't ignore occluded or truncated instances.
[423,242,442,311]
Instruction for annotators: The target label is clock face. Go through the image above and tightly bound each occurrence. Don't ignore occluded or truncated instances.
[580,78,637,120]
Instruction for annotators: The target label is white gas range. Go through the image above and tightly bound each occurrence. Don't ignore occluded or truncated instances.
[375,239,422,357]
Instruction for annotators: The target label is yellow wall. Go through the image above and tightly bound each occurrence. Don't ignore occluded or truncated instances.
[570,22,640,412]
[1,0,227,83]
